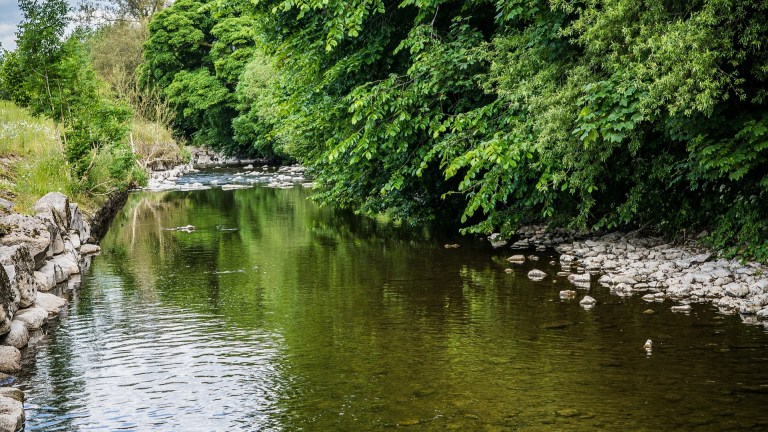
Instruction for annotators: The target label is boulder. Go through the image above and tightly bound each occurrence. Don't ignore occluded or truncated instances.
[34,192,70,233]
[35,292,67,317]
[0,346,20,373]
[13,307,48,331]
[1,320,28,349]
[0,214,51,268]
[0,244,38,308]
[0,389,24,432]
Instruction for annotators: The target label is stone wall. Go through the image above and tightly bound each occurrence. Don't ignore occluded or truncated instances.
[0,192,103,431]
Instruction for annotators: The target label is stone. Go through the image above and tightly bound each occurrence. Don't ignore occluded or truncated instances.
[52,254,79,278]
[580,295,596,306]
[667,284,692,298]
[69,203,91,241]
[527,269,547,281]
[691,253,712,263]
[671,304,692,313]
[0,268,13,335]
[35,292,67,316]
[0,244,38,308]
[13,307,48,330]
[35,212,64,255]
[0,390,24,432]
[559,290,576,299]
[757,308,768,320]
[568,273,591,287]
[753,279,768,293]
[506,255,526,263]
[0,388,22,403]
[1,320,28,349]
[34,264,56,292]
[34,191,70,232]
[70,231,81,250]
[739,302,762,316]
[79,244,101,255]
[0,214,51,268]
[0,198,12,213]
[724,282,749,298]
[0,346,20,373]
[559,254,576,264]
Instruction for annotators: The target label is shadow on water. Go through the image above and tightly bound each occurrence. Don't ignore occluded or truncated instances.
[16,185,768,431]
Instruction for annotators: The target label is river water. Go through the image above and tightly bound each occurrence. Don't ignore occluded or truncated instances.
[15,168,768,431]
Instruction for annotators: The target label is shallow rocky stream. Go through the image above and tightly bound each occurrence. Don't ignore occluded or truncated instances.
[15,167,768,431]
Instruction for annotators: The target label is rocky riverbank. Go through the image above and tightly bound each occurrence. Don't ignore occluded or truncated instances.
[0,192,103,431]
[501,225,768,326]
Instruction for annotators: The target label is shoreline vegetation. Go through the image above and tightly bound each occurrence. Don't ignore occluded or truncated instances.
[2,0,768,261]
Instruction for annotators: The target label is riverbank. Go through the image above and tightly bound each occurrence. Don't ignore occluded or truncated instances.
[0,191,112,430]
[499,225,768,327]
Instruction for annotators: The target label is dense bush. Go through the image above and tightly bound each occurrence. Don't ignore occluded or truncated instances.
[217,0,767,258]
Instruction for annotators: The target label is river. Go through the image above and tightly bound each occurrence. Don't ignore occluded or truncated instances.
[15,168,768,430]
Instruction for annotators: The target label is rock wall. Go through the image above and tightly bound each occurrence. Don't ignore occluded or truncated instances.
[0,192,102,431]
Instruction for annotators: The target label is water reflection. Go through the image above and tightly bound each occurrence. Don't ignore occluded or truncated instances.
[17,186,768,431]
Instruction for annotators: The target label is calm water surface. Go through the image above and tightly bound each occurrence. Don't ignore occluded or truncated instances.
[17,177,768,431]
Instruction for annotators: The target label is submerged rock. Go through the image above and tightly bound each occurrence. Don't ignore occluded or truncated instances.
[671,304,692,313]
[527,269,547,281]
[580,295,596,308]
[506,255,526,263]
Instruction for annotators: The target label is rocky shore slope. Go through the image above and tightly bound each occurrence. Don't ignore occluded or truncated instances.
[0,192,103,431]
[503,226,768,326]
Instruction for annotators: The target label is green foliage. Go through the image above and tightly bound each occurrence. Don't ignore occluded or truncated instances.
[1,0,145,197]
[142,0,267,154]
[210,0,768,259]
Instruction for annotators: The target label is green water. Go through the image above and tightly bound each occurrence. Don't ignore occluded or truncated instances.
[18,186,768,431]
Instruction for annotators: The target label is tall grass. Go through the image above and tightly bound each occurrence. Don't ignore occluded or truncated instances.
[2,100,183,214]
[0,100,61,157]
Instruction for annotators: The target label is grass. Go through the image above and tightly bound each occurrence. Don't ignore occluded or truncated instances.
[0,100,61,157]
[1,100,183,215]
